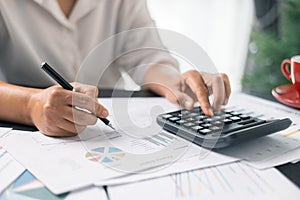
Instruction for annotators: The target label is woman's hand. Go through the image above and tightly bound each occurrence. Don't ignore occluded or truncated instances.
[28,83,108,137]
[144,65,231,116]
[171,70,231,115]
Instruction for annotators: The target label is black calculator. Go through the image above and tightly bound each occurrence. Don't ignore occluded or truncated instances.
[156,107,292,149]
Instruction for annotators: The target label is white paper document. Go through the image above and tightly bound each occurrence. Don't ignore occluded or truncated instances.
[0,170,107,200]
[94,141,237,186]
[0,98,237,194]
[216,134,300,169]
[0,128,12,137]
[0,130,124,195]
[0,128,25,194]
[0,127,237,194]
[1,95,298,194]
[254,147,300,169]
[218,93,300,169]
[108,162,300,200]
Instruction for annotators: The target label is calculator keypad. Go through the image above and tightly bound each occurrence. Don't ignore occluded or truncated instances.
[162,107,259,136]
[158,106,292,149]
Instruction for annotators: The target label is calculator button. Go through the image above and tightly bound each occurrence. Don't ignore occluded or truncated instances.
[162,114,173,119]
[210,126,222,131]
[204,118,214,123]
[212,121,223,126]
[240,115,250,120]
[183,122,195,128]
[212,116,224,121]
[198,129,212,135]
[172,113,183,118]
[188,113,198,117]
[195,116,207,120]
[231,111,241,116]
[191,126,203,131]
[195,120,204,125]
[186,117,195,122]
[225,114,232,118]
[223,119,233,124]
[169,117,181,122]
[214,111,224,116]
[202,123,212,128]
[176,120,187,125]
[230,116,241,122]
[181,110,190,115]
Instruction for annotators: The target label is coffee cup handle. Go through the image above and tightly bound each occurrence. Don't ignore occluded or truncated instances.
[281,59,292,81]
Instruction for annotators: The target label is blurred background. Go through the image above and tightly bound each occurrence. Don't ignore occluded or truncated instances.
[147,0,299,93]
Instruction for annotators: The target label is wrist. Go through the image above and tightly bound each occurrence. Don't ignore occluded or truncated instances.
[26,88,41,125]
[144,63,181,95]
[0,82,41,125]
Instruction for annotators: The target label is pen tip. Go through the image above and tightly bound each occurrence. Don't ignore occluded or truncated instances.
[108,124,116,130]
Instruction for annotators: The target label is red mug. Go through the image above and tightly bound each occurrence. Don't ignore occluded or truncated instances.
[281,56,300,93]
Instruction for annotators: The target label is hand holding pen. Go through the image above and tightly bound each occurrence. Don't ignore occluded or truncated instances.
[28,62,114,137]
[41,62,114,129]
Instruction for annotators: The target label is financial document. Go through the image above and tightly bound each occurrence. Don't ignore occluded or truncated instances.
[0,170,107,200]
[108,162,300,200]
[0,128,12,138]
[94,139,237,186]
[0,98,237,194]
[0,130,124,194]
[1,95,298,195]
[0,128,25,194]
[216,93,300,169]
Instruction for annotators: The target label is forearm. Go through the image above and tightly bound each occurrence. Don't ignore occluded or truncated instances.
[0,81,40,125]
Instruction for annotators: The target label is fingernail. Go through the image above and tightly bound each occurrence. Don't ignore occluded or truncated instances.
[208,108,214,116]
[184,100,192,108]
[101,110,108,117]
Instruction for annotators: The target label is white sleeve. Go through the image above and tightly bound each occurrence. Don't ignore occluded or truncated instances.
[0,7,8,48]
[115,0,179,86]
[0,10,8,81]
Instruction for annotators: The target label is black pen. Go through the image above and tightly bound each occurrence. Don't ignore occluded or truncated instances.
[41,62,115,130]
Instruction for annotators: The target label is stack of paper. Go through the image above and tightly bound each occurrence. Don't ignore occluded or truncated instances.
[0,94,299,197]
[0,128,25,194]
[108,161,300,200]
[0,122,237,194]
[0,98,237,194]
[218,93,300,169]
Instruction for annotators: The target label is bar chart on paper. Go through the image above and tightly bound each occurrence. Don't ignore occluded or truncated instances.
[113,127,177,150]
[82,129,178,157]
[84,130,180,167]
[108,162,300,200]
[283,128,300,138]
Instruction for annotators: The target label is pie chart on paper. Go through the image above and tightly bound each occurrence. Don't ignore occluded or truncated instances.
[85,147,126,163]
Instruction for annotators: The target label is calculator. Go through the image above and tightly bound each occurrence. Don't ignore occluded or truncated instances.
[156,107,292,149]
